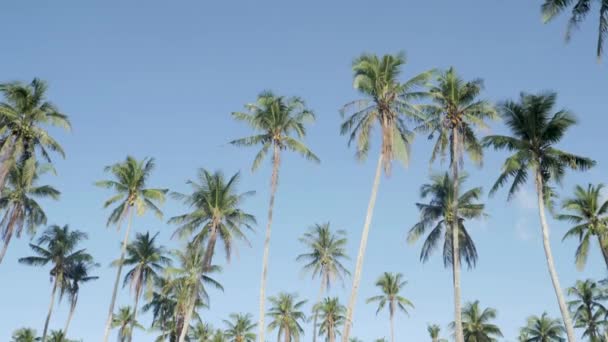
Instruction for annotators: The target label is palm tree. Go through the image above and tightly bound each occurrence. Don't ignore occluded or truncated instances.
[11,328,40,342]
[366,272,414,342]
[558,183,608,269]
[339,52,433,342]
[121,230,170,337]
[267,292,307,342]
[230,90,319,342]
[212,330,227,342]
[170,169,256,268]
[427,324,447,342]
[111,306,143,342]
[18,224,91,342]
[0,160,59,263]
[407,174,484,287]
[483,92,595,341]
[46,331,75,342]
[418,67,496,342]
[63,260,99,335]
[567,279,608,341]
[449,301,503,342]
[314,297,346,342]
[296,222,350,342]
[142,276,180,341]
[520,312,566,342]
[169,244,224,342]
[190,322,215,342]
[0,78,71,191]
[96,156,168,342]
[541,0,608,61]
[223,313,257,342]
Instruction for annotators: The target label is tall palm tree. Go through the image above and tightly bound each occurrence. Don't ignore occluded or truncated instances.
[18,224,91,342]
[449,301,503,342]
[427,324,447,342]
[314,297,346,342]
[419,67,496,342]
[541,0,608,61]
[0,78,71,191]
[296,222,350,342]
[558,183,608,269]
[111,306,143,342]
[11,328,40,342]
[169,244,224,342]
[339,52,433,342]
[170,169,256,268]
[483,92,595,341]
[567,279,608,341]
[267,292,307,342]
[63,260,99,335]
[190,322,215,342]
[96,156,168,342]
[366,272,414,342]
[0,160,59,263]
[520,313,566,342]
[223,313,257,342]
[230,90,319,342]
[121,230,171,338]
[407,174,484,289]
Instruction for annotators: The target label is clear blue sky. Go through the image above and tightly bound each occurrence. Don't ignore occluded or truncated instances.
[1,1,606,341]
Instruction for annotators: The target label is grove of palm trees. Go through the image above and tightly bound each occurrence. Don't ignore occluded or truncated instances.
[2,2,608,342]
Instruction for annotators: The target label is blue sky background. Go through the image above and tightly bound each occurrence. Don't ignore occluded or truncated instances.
[1,1,607,341]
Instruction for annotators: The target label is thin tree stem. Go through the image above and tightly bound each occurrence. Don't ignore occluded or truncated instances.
[312,282,325,342]
[63,297,77,336]
[258,145,281,342]
[450,127,464,342]
[42,278,59,342]
[534,170,576,342]
[342,153,384,342]
[103,208,135,342]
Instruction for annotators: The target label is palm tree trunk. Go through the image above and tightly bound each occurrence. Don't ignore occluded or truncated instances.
[597,235,608,270]
[389,312,395,342]
[203,228,218,269]
[342,153,384,342]
[258,145,281,342]
[178,286,198,342]
[63,297,77,336]
[312,282,326,342]
[0,138,16,193]
[450,128,464,342]
[129,287,141,342]
[534,170,576,342]
[42,278,59,342]
[0,206,19,264]
[0,225,14,263]
[284,326,290,342]
[103,208,135,342]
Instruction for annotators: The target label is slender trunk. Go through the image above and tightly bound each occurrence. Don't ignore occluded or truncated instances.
[178,291,197,342]
[103,208,135,342]
[203,229,218,269]
[258,145,281,342]
[450,127,464,342]
[341,153,384,342]
[597,235,608,270]
[312,282,326,342]
[42,278,59,342]
[129,287,141,342]
[534,170,576,342]
[63,297,77,336]
[0,225,14,263]
[389,311,395,342]
[284,326,290,342]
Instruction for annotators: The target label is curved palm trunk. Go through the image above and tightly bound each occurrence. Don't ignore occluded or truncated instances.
[258,145,281,342]
[103,208,135,342]
[42,278,59,342]
[312,282,326,342]
[597,235,608,270]
[0,206,20,264]
[203,228,218,269]
[0,139,16,193]
[341,153,384,342]
[63,296,77,336]
[177,288,198,342]
[0,225,14,263]
[534,170,576,342]
[450,128,464,342]
[129,287,142,342]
